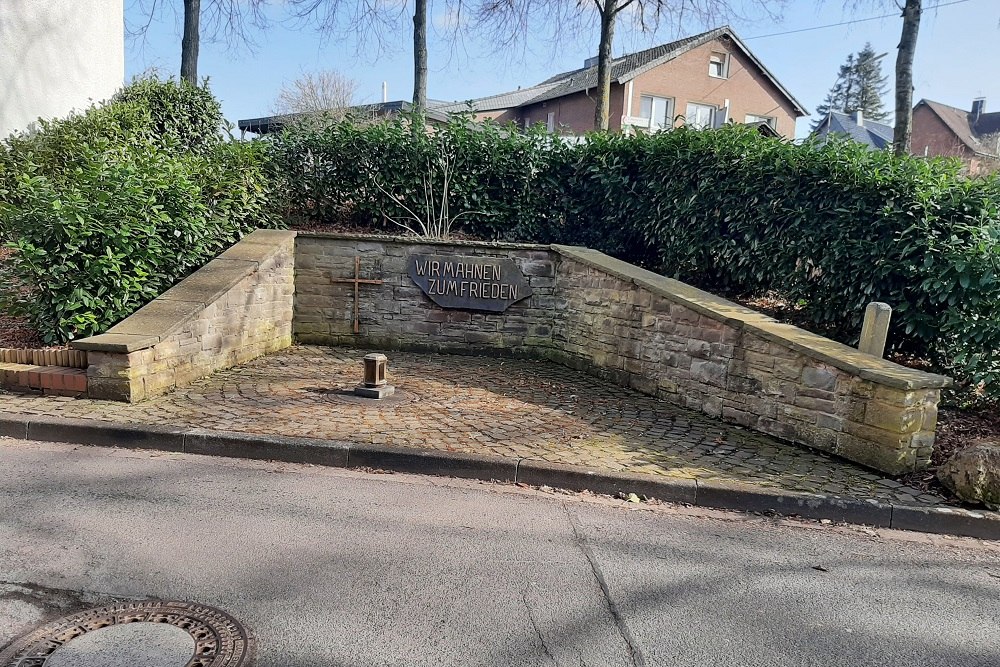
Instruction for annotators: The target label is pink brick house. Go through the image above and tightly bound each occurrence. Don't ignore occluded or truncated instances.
[432,26,807,137]
[911,98,1000,175]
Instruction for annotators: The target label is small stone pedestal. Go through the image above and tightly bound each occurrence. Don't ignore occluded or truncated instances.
[354,353,395,399]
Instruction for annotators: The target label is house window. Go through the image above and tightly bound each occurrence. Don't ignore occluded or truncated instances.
[523,115,531,129]
[709,52,729,78]
[639,94,674,131]
[546,111,556,132]
[685,103,716,129]
[745,114,777,130]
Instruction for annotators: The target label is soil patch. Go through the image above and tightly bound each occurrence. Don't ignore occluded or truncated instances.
[0,247,45,348]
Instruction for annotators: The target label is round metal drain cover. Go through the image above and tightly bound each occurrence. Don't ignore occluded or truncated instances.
[0,601,254,667]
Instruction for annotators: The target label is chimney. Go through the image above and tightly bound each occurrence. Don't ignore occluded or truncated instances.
[852,109,864,127]
[584,56,599,68]
[972,97,986,121]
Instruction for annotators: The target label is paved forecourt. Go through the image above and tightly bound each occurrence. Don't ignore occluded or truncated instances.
[0,346,943,507]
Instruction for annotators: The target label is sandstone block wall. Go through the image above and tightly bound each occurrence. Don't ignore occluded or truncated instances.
[68,231,949,475]
[294,234,562,355]
[72,230,296,401]
[294,234,950,474]
[551,247,947,474]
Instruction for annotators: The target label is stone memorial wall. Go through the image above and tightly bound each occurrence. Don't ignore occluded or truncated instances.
[72,231,951,474]
[294,233,950,474]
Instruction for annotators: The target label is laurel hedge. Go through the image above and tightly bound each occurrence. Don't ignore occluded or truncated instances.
[267,118,1000,401]
[0,78,276,344]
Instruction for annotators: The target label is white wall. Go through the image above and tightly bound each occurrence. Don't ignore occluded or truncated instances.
[0,0,124,138]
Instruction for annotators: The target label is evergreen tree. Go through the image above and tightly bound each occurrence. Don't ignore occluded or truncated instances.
[811,44,889,130]
[811,55,854,131]
[852,43,890,121]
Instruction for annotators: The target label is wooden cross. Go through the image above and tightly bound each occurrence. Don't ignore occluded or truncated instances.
[330,256,383,334]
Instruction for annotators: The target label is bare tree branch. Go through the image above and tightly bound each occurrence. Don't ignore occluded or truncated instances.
[273,69,359,117]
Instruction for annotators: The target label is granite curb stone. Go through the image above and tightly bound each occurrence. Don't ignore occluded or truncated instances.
[516,459,698,504]
[184,429,351,467]
[1,412,996,540]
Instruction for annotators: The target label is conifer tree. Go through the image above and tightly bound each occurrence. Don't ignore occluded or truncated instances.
[853,43,889,121]
[811,44,889,130]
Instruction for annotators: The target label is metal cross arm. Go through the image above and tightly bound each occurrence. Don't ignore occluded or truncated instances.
[329,256,383,334]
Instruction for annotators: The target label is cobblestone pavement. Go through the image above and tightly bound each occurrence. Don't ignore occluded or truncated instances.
[0,346,944,506]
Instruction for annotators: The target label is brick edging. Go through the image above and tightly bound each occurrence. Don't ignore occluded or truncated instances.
[1,413,996,541]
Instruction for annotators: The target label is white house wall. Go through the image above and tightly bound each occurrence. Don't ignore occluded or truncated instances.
[0,0,124,138]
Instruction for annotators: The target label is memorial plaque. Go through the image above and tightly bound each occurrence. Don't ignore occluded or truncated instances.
[408,254,533,312]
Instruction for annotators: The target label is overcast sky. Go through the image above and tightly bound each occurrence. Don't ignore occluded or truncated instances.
[124,0,999,138]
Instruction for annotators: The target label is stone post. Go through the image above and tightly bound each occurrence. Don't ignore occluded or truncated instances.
[859,302,892,358]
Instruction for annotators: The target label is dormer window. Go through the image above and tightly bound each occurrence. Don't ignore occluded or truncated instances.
[709,52,729,78]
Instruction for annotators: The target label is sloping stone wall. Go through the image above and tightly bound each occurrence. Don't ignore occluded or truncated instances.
[550,247,946,474]
[71,230,295,401]
[294,234,950,474]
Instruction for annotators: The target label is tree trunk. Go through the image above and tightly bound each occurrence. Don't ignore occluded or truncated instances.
[593,1,616,132]
[412,0,428,117]
[893,0,921,157]
[181,0,201,85]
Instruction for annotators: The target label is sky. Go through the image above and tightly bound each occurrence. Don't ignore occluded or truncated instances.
[124,0,1000,138]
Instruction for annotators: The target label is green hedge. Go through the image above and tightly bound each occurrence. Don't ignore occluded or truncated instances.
[0,78,276,344]
[266,118,1000,401]
[267,114,569,241]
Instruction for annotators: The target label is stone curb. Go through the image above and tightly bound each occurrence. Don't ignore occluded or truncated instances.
[1,412,997,541]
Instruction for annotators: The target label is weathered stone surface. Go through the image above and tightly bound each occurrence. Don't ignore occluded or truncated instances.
[72,230,296,402]
[937,441,1000,510]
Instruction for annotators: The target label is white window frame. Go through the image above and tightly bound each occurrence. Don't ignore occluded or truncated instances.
[744,114,777,130]
[685,103,716,130]
[546,111,556,132]
[638,94,674,132]
[709,52,729,79]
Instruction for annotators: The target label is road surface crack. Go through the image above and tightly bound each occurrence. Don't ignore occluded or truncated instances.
[564,503,646,667]
[522,587,558,665]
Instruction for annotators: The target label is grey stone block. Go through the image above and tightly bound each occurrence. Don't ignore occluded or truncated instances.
[696,479,893,527]
[26,417,186,452]
[347,445,517,482]
[0,413,30,439]
[516,459,697,504]
[890,504,1000,540]
[184,429,350,467]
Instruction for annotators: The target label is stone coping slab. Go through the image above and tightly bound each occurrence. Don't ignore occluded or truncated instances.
[71,229,296,354]
[551,245,952,391]
[297,231,550,251]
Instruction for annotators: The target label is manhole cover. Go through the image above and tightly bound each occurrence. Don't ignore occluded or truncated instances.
[0,601,254,667]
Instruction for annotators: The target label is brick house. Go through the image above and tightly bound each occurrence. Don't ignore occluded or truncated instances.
[431,26,807,137]
[911,98,1000,174]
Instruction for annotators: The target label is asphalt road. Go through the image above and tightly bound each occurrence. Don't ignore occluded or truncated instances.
[1,437,998,667]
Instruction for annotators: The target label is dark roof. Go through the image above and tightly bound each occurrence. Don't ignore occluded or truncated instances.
[432,83,562,114]
[813,111,893,150]
[238,101,449,135]
[915,99,1000,158]
[431,26,807,117]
